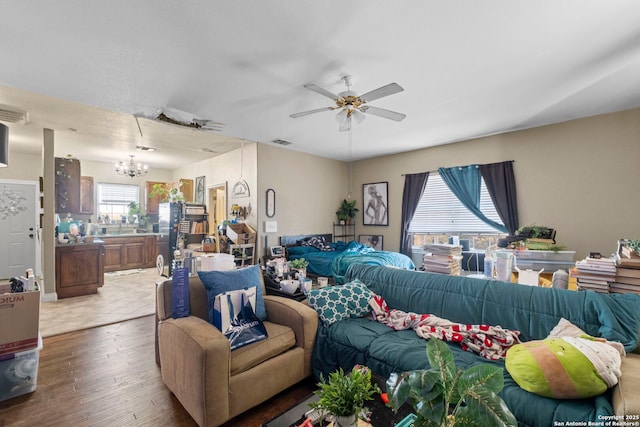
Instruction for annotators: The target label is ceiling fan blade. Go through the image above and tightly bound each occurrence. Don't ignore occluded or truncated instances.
[304,83,341,101]
[290,107,335,118]
[360,105,406,122]
[359,82,404,103]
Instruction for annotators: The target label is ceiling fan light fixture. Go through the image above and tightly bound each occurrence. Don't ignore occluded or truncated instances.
[290,74,405,131]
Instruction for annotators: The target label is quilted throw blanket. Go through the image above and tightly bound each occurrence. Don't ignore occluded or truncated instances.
[369,295,521,360]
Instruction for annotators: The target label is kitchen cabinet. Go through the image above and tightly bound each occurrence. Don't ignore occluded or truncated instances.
[56,242,105,298]
[180,178,194,202]
[102,235,158,272]
[79,176,94,214]
[146,181,166,215]
[55,157,81,214]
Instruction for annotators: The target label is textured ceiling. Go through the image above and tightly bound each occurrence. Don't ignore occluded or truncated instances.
[1,1,640,169]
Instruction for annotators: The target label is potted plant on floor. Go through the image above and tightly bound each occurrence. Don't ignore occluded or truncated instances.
[310,365,381,426]
[387,338,517,427]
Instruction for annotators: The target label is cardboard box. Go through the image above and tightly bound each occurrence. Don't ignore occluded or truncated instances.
[0,335,42,401]
[226,223,256,244]
[0,291,40,356]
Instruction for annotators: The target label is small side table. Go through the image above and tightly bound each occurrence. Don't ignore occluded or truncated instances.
[263,273,307,302]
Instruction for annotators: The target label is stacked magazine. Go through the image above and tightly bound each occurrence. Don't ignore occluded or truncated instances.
[570,257,617,293]
[611,240,640,294]
[422,243,463,275]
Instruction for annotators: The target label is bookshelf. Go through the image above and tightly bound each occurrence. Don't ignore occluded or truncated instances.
[179,206,208,248]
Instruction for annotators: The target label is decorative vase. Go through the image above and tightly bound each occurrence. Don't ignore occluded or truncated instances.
[335,414,358,427]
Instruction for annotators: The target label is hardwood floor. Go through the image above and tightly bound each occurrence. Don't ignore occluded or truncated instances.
[0,315,315,427]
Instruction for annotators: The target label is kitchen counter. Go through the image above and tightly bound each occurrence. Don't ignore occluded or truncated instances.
[56,238,105,246]
[99,232,164,237]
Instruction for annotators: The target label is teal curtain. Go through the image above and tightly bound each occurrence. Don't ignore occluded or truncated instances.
[438,165,506,233]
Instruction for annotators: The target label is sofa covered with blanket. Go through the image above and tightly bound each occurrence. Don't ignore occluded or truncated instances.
[310,264,640,427]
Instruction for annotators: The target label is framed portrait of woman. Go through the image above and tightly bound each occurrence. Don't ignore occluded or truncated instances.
[362,182,388,226]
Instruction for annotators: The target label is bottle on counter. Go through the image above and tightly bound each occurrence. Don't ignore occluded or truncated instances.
[484,250,494,278]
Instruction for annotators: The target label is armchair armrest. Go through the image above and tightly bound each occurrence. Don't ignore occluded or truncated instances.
[158,315,231,427]
[264,295,318,377]
[613,352,640,417]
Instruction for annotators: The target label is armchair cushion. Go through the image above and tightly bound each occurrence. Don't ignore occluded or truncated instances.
[231,321,296,375]
[199,265,267,323]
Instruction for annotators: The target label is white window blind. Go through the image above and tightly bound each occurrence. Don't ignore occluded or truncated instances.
[97,183,139,217]
[409,173,503,234]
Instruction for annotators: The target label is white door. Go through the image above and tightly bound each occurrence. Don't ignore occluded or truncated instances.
[0,182,37,280]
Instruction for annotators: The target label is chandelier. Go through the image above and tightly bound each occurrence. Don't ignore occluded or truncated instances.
[115,155,148,178]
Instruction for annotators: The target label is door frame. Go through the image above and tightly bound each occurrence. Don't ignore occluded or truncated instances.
[0,179,41,278]
[207,182,227,234]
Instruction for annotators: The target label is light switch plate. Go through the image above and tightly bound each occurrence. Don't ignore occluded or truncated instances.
[264,220,277,233]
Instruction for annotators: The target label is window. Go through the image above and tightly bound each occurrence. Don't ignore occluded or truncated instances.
[97,183,139,221]
[409,173,505,249]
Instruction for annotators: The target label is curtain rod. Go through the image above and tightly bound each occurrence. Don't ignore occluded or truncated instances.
[401,160,514,176]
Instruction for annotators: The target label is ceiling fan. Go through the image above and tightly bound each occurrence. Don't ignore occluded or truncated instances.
[290,75,406,132]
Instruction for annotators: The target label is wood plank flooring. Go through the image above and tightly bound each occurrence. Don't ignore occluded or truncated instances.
[0,315,315,427]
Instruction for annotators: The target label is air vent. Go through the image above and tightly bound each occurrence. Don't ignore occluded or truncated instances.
[271,139,292,146]
[0,104,29,124]
[201,148,218,153]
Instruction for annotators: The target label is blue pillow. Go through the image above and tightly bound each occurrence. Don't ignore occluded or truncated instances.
[198,265,267,323]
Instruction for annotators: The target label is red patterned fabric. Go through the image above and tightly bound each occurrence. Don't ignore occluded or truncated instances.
[369,294,521,360]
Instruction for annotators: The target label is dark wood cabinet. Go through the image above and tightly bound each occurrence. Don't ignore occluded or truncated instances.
[102,235,158,272]
[79,176,94,214]
[55,157,81,214]
[146,181,166,215]
[56,242,105,298]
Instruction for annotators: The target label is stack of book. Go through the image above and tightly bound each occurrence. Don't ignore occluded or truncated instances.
[570,257,617,293]
[422,243,462,275]
[612,240,640,294]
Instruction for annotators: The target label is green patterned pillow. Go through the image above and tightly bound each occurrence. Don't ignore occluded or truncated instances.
[307,280,374,326]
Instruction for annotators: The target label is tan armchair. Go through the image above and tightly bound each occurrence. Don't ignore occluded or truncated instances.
[156,275,318,427]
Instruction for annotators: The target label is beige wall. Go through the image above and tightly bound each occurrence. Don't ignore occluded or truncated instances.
[257,144,346,258]
[353,107,640,258]
[0,152,42,181]
[81,159,173,216]
[172,142,258,246]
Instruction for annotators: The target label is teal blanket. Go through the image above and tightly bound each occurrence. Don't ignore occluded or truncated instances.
[287,241,414,283]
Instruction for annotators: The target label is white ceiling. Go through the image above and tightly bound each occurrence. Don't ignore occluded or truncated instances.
[1,1,640,169]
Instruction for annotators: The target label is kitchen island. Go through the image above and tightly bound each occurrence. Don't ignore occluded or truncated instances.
[56,239,105,298]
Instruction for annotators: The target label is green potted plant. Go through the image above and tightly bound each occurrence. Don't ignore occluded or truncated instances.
[149,182,185,202]
[127,202,142,224]
[515,224,554,240]
[336,199,359,224]
[310,365,381,426]
[387,338,517,427]
[288,258,309,278]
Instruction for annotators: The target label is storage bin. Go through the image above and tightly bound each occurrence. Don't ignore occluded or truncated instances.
[512,250,576,262]
[513,259,576,273]
[0,335,42,401]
